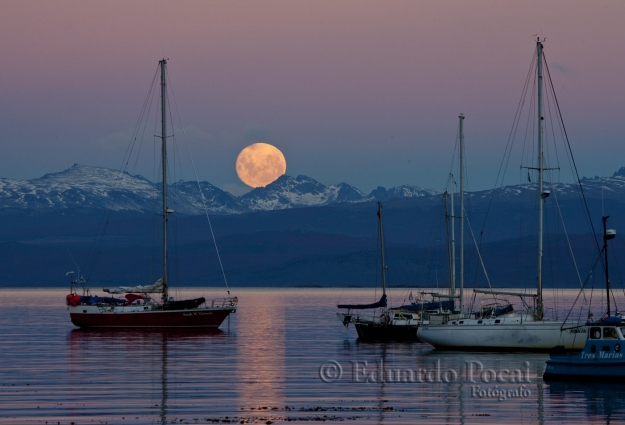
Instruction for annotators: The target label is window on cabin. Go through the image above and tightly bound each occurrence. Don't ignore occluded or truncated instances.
[590,327,601,339]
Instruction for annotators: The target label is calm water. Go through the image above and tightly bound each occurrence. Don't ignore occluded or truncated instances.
[1,288,623,424]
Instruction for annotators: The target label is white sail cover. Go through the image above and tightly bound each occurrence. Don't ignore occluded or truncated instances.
[103,278,165,294]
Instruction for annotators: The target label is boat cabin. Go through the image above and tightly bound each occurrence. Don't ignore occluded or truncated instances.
[587,325,624,340]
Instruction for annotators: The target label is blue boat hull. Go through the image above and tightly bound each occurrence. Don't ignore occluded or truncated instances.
[544,337,625,381]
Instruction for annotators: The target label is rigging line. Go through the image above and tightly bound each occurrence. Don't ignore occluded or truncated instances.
[447,121,460,182]
[588,271,595,320]
[84,65,161,282]
[122,63,160,175]
[167,76,231,295]
[463,206,493,289]
[614,237,625,283]
[543,74,563,179]
[417,196,446,291]
[139,71,162,286]
[476,51,536,292]
[147,94,162,288]
[520,68,537,185]
[562,250,603,323]
[615,238,625,299]
[599,243,621,315]
[547,179,587,297]
[444,189,453,294]
[428,195,448,287]
[543,54,602,261]
[496,50,537,190]
[163,75,184,290]
[130,70,159,177]
[374,216,380,302]
[606,241,621,314]
[478,50,536,244]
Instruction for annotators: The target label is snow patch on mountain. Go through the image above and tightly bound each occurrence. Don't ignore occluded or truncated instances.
[0,164,157,212]
[238,175,367,211]
[2,164,625,215]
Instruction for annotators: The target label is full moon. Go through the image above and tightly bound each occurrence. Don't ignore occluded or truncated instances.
[236,143,287,188]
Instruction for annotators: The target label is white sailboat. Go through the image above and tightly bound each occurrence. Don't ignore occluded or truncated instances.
[417,39,586,351]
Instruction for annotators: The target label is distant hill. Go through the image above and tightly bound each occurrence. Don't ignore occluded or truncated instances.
[1,165,625,289]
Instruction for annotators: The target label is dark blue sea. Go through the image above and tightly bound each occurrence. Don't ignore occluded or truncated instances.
[1,288,623,424]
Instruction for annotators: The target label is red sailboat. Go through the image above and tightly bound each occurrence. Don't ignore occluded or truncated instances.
[66,59,237,328]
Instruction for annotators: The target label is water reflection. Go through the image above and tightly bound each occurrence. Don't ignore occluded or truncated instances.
[547,381,625,422]
[235,293,286,417]
[67,328,231,424]
[5,289,625,424]
[340,340,549,424]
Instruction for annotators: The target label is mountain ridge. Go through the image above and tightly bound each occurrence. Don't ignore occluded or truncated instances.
[3,164,625,217]
[0,164,440,215]
[2,164,625,288]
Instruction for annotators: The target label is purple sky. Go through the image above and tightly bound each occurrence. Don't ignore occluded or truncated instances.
[1,1,624,196]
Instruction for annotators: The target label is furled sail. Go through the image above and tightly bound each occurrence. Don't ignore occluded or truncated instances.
[103,278,165,294]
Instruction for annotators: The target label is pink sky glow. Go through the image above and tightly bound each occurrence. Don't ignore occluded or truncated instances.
[1,1,624,195]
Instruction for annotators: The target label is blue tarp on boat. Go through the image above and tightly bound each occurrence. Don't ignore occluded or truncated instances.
[79,296,126,305]
[397,300,454,312]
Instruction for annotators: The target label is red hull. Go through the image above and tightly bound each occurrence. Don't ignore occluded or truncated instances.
[70,307,235,328]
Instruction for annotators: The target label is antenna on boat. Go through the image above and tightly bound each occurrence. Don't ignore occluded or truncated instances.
[603,215,616,317]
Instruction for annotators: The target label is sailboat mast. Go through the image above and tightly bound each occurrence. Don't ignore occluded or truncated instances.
[603,215,612,317]
[160,59,169,304]
[378,202,387,297]
[458,114,465,314]
[447,177,456,297]
[536,39,544,319]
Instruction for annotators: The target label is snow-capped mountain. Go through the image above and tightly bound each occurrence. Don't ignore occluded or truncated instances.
[468,168,625,202]
[0,165,240,215]
[0,165,442,215]
[1,164,625,216]
[169,181,240,215]
[0,165,156,212]
[238,175,367,211]
[368,185,439,201]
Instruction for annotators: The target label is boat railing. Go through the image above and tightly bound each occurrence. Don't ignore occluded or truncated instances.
[209,297,238,308]
[346,311,389,325]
